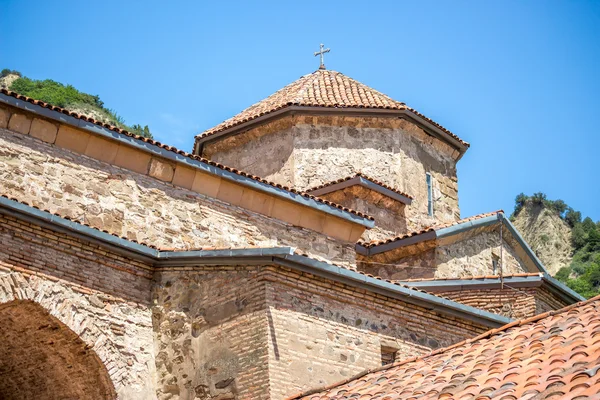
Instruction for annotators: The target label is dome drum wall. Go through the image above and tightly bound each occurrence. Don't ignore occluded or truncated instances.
[203,113,461,235]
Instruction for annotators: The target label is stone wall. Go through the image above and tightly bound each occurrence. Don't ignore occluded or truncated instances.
[0,214,156,399]
[318,185,408,241]
[153,267,271,400]
[262,266,488,399]
[151,264,491,400]
[201,117,296,187]
[0,125,356,266]
[203,114,461,231]
[358,229,528,281]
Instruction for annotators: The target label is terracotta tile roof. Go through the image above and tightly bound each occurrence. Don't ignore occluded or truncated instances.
[399,272,542,283]
[0,88,373,222]
[196,70,469,148]
[305,172,413,200]
[358,210,503,248]
[291,250,443,299]
[292,295,600,400]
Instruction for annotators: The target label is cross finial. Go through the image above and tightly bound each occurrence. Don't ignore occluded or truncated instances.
[314,43,330,70]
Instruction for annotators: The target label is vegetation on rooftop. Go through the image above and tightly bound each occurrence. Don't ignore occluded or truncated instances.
[1,68,152,138]
[512,193,600,298]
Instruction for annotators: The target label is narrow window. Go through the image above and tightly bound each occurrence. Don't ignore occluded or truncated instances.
[492,253,499,274]
[381,346,397,366]
[426,173,433,216]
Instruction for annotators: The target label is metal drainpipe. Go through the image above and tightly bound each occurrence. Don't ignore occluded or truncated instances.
[499,213,504,289]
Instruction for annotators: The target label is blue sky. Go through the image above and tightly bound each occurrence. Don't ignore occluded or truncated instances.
[2,0,599,221]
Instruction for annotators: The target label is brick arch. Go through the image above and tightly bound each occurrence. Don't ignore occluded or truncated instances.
[0,270,155,399]
[0,299,116,399]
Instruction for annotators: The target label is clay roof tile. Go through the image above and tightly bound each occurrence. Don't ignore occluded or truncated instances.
[195,70,469,149]
[292,295,600,399]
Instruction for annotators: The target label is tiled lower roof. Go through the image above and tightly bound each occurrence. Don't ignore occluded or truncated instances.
[292,295,600,399]
[195,69,469,149]
[0,89,373,221]
[305,173,413,200]
[358,210,503,248]
[399,272,542,283]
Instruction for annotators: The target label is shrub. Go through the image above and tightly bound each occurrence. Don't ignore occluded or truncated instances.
[0,68,21,78]
[531,192,547,206]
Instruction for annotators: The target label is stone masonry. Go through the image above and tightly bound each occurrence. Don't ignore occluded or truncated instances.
[203,115,460,233]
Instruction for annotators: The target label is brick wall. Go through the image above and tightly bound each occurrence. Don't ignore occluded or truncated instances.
[0,214,156,399]
[0,300,116,400]
[261,266,489,399]
[437,285,571,320]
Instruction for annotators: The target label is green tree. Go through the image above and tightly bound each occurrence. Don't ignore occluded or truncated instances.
[513,193,529,216]
[551,199,568,216]
[572,224,587,250]
[565,208,582,228]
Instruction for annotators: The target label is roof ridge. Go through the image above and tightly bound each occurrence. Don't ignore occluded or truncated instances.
[0,88,374,222]
[286,293,600,399]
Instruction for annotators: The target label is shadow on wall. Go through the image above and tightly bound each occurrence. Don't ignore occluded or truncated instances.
[0,300,116,400]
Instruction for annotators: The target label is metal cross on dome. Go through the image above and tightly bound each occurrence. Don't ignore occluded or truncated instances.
[314,43,330,70]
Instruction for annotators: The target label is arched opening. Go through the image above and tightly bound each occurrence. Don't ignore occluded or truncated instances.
[0,300,116,399]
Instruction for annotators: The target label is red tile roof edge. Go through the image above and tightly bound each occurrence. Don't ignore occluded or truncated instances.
[196,103,470,148]
[0,88,374,222]
[399,272,542,282]
[285,293,600,400]
[290,250,445,299]
[194,69,469,149]
[358,210,504,248]
[305,172,414,200]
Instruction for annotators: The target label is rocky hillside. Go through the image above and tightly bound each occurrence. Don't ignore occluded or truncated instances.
[0,68,152,138]
[511,193,600,298]
[512,202,572,275]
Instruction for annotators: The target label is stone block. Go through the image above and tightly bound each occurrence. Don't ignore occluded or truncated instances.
[172,165,196,190]
[192,171,221,198]
[299,208,326,232]
[323,216,354,241]
[240,189,275,216]
[84,135,120,164]
[0,107,10,129]
[271,198,302,226]
[55,125,91,154]
[148,157,175,183]
[114,145,151,175]
[8,113,32,135]
[217,179,246,205]
[29,118,58,143]
[349,225,367,242]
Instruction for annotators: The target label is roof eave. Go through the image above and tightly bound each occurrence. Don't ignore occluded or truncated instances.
[308,176,413,205]
[0,195,509,328]
[195,106,469,158]
[0,93,374,229]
